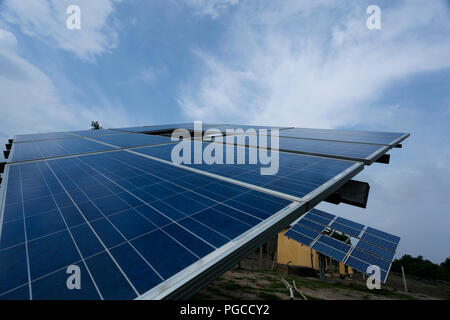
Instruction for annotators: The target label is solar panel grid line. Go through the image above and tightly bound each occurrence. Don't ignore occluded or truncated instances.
[79,152,285,233]
[42,161,142,298]
[211,138,385,165]
[17,165,33,299]
[284,229,315,247]
[364,227,400,245]
[50,158,213,263]
[130,142,363,204]
[300,161,363,203]
[254,128,409,148]
[51,150,296,298]
[355,240,396,262]
[237,130,397,147]
[140,201,304,300]
[360,231,397,252]
[125,148,305,202]
[76,155,258,244]
[35,162,105,300]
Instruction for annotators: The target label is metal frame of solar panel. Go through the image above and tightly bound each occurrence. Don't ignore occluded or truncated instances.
[284,209,400,283]
[0,124,408,299]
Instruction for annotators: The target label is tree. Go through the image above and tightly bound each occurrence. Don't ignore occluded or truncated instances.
[91,121,101,130]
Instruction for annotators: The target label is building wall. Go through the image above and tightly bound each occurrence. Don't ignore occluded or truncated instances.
[277,228,353,275]
[277,228,320,269]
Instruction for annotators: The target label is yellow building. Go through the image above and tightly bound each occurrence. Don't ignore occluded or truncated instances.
[277,228,353,276]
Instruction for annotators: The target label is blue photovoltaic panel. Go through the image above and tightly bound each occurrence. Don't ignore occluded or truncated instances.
[70,129,121,138]
[311,240,347,262]
[285,208,400,282]
[345,256,388,283]
[297,218,326,233]
[275,128,408,146]
[315,234,351,255]
[242,135,387,163]
[364,227,400,245]
[0,150,293,299]
[330,221,362,238]
[284,230,315,247]
[309,209,335,220]
[10,139,116,163]
[356,240,395,262]
[89,133,173,149]
[302,212,329,226]
[133,142,360,200]
[348,248,391,272]
[290,224,320,240]
[303,210,333,226]
[334,217,364,232]
[360,232,397,252]
[14,132,75,143]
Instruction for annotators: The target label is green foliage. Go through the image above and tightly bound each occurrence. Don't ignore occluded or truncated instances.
[91,121,101,130]
[392,254,450,281]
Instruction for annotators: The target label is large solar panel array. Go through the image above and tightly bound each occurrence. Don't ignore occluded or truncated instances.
[285,209,400,283]
[0,123,408,299]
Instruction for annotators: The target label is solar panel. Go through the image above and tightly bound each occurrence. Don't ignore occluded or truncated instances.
[0,150,298,299]
[360,232,398,252]
[242,136,387,164]
[285,209,400,283]
[14,132,75,143]
[273,128,409,147]
[14,129,121,143]
[364,227,400,245]
[284,229,315,247]
[88,133,173,149]
[133,142,363,201]
[0,123,409,298]
[355,240,395,261]
[10,139,117,163]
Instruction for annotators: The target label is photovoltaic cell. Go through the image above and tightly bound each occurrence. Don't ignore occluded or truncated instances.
[330,221,361,238]
[88,133,173,149]
[274,128,408,146]
[284,229,315,247]
[10,139,116,163]
[348,248,391,272]
[364,227,400,245]
[311,241,347,262]
[133,142,360,200]
[356,240,395,262]
[334,217,364,233]
[360,232,397,253]
[0,150,293,299]
[345,256,388,283]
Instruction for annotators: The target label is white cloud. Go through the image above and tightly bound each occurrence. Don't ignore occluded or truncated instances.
[0,29,132,140]
[178,0,450,128]
[1,0,121,62]
[179,0,239,19]
[176,0,450,262]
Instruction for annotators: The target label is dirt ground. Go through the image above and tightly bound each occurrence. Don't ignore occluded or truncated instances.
[192,267,449,300]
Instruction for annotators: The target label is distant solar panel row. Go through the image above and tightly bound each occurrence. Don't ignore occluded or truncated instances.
[275,128,408,147]
[242,135,387,164]
[0,151,293,299]
[284,209,400,283]
[14,129,121,143]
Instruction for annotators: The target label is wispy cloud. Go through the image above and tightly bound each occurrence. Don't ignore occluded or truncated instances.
[1,0,121,62]
[178,0,450,127]
[178,0,239,19]
[177,0,450,262]
[0,29,132,140]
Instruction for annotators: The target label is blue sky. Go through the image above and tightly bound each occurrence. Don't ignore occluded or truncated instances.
[0,0,449,263]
